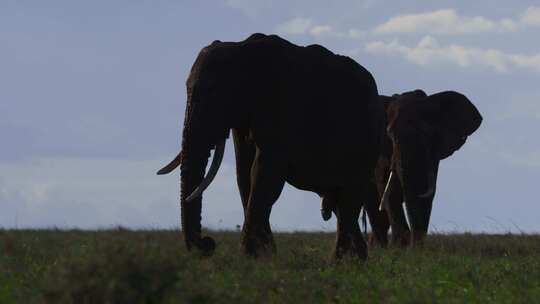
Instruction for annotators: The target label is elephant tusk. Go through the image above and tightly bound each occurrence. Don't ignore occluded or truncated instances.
[379,171,394,211]
[186,139,226,202]
[157,151,183,175]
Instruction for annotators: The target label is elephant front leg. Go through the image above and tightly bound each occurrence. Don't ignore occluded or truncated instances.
[241,149,285,257]
[363,180,389,248]
[334,189,367,260]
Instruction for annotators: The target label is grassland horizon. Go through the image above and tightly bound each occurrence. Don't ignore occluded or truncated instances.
[1,229,539,303]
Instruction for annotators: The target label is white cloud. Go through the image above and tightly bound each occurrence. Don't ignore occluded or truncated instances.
[275,17,339,37]
[0,156,335,231]
[509,53,540,71]
[275,17,365,39]
[374,7,540,35]
[348,29,367,39]
[365,36,540,73]
[274,7,540,41]
[275,17,314,35]
[375,9,497,35]
[521,6,540,26]
[310,25,333,36]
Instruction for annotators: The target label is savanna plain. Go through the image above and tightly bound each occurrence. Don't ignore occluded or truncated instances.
[1,229,539,303]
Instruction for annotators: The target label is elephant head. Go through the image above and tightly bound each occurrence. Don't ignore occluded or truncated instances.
[380,89,482,244]
[157,40,240,255]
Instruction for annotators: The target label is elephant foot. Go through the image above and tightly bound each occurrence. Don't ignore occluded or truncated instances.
[368,234,378,247]
[334,232,367,261]
[241,226,276,258]
[184,235,217,256]
[368,232,388,249]
[242,237,275,257]
[390,229,411,248]
[368,215,389,248]
[195,236,217,256]
[411,230,427,247]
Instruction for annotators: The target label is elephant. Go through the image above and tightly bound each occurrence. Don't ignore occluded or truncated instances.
[157,33,385,259]
[320,89,482,247]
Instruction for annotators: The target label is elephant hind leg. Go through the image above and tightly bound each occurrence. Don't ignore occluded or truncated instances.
[241,148,286,257]
[334,188,367,260]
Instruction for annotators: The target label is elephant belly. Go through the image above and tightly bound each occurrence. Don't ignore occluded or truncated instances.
[284,149,371,193]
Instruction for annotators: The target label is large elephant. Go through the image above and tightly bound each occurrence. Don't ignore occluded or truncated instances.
[321,89,482,246]
[157,33,385,259]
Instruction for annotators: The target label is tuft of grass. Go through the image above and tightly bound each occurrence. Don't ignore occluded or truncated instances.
[1,229,540,303]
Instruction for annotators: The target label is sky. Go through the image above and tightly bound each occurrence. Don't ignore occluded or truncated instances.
[1,1,539,233]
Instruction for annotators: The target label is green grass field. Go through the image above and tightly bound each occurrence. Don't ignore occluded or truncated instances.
[1,229,540,303]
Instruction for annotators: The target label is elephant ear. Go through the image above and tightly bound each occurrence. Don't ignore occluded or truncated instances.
[421,91,483,160]
[395,89,428,99]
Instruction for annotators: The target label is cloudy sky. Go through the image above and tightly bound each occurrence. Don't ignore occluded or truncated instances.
[1,1,539,232]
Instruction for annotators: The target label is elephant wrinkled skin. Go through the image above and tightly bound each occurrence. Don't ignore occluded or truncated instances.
[158,33,385,259]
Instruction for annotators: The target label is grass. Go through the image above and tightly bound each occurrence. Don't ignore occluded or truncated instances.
[1,229,540,303]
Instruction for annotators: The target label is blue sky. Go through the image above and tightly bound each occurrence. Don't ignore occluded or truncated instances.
[1,1,539,232]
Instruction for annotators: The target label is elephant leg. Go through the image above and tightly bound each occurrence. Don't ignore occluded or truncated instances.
[386,179,410,247]
[241,148,285,257]
[232,128,255,215]
[363,180,389,248]
[334,188,367,260]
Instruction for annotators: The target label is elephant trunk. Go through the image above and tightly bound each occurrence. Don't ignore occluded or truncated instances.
[177,99,221,254]
[417,167,436,198]
[396,138,435,243]
[185,140,225,202]
[180,152,215,253]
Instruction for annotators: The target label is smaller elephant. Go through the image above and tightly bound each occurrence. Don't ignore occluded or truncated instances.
[321,89,482,247]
